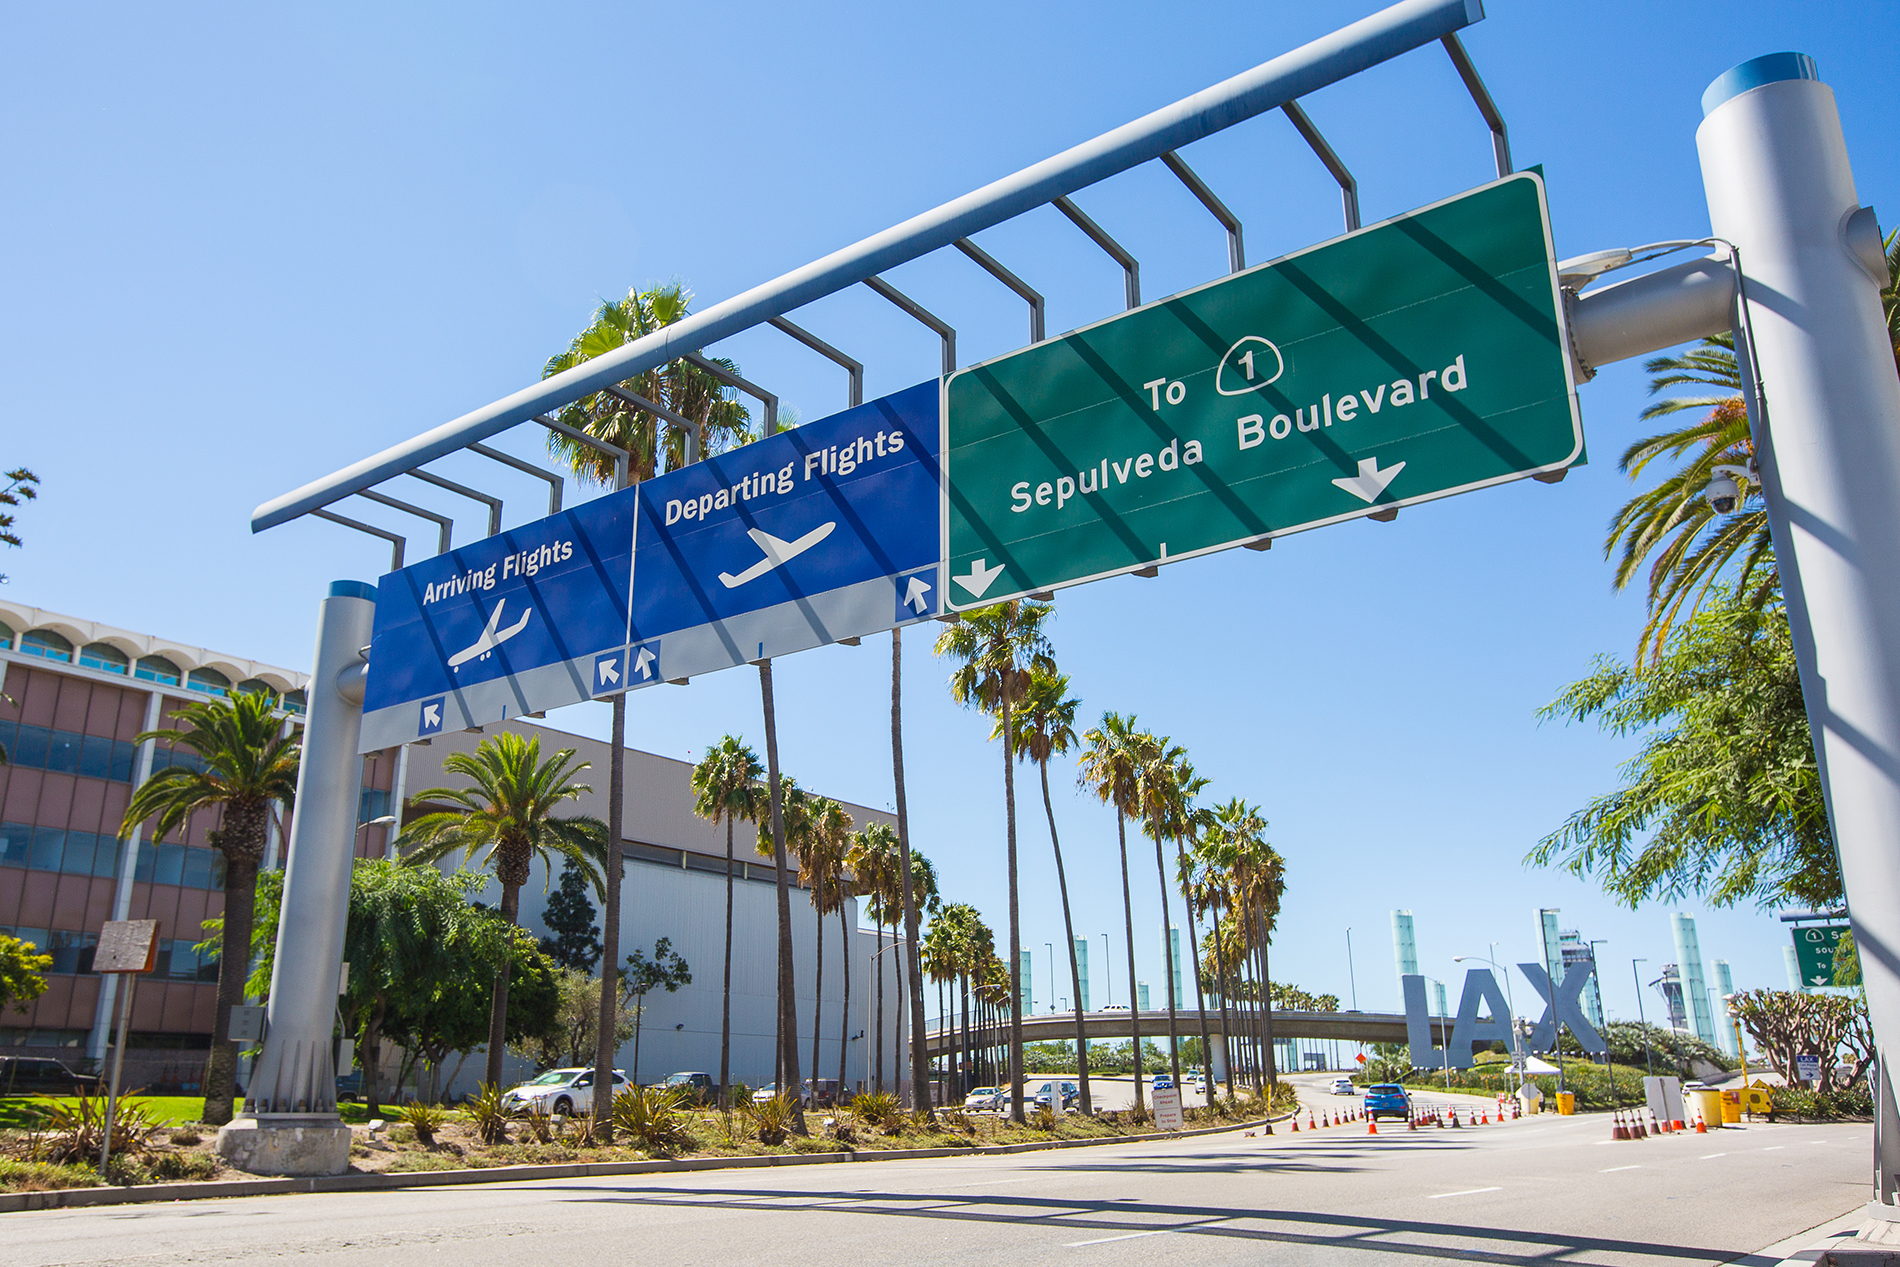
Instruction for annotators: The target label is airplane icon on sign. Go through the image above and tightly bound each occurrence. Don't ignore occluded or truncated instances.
[718,524,836,588]
[447,599,532,669]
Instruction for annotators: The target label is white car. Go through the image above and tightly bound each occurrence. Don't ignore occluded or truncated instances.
[964,1086,1006,1112]
[1331,1077,1357,1096]
[500,1067,627,1116]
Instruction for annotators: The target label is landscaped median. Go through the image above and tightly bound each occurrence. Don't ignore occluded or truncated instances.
[1,1089,1296,1213]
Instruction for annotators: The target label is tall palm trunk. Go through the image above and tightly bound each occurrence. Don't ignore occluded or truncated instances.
[485,878,521,1092]
[811,893,825,1100]
[1257,931,1278,1092]
[837,903,850,1097]
[758,661,805,1129]
[893,630,933,1115]
[1037,758,1091,1115]
[1211,896,1237,1101]
[204,843,259,1126]
[959,973,971,1096]
[593,692,626,1135]
[873,922,885,1094]
[1176,838,1216,1107]
[1115,808,1143,1110]
[1153,835,1182,1090]
[999,681,1026,1124]
[720,815,734,1110]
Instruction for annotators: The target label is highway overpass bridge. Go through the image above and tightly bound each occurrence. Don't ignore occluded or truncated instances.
[923,1008,1453,1059]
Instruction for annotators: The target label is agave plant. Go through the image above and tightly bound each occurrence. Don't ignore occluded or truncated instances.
[26,1091,161,1166]
[394,1100,446,1147]
[611,1085,696,1154]
[464,1083,511,1145]
[849,1091,901,1132]
[742,1093,800,1146]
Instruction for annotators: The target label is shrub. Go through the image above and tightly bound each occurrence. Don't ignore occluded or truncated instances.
[611,1086,694,1154]
[395,1101,447,1147]
[0,1159,103,1192]
[25,1091,162,1165]
[1030,1104,1056,1132]
[742,1093,799,1146]
[936,1109,972,1134]
[1771,1084,1874,1120]
[465,1083,511,1145]
[521,1106,554,1144]
[850,1092,901,1132]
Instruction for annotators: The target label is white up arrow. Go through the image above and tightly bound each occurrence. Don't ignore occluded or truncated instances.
[902,574,932,614]
[632,647,657,680]
[1331,456,1406,504]
[952,558,1006,599]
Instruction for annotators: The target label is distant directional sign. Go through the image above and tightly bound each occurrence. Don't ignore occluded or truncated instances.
[360,492,635,751]
[1792,922,1849,987]
[941,172,1583,608]
[620,379,941,686]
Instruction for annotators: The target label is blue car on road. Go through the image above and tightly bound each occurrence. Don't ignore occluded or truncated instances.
[1363,1083,1411,1121]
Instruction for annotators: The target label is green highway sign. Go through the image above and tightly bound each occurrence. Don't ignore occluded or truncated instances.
[1792,923,1850,987]
[940,172,1583,608]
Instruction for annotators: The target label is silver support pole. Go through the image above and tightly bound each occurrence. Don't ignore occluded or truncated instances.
[242,581,376,1119]
[602,384,702,466]
[1440,33,1511,178]
[1697,52,1900,1204]
[88,688,165,1068]
[954,238,1046,342]
[311,509,405,571]
[864,277,957,376]
[768,317,864,408]
[357,489,452,556]
[1159,152,1246,271]
[683,352,779,435]
[407,469,502,538]
[537,412,629,489]
[470,442,563,515]
[1053,196,1140,309]
[1280,103,1361,233]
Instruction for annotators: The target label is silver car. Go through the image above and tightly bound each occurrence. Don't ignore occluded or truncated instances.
[499,1067,627,1116]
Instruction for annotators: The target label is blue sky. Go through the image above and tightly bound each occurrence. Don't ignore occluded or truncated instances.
[4,1,1895,1028]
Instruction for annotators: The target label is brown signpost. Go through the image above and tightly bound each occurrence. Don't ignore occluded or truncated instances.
[94,918,158,1175]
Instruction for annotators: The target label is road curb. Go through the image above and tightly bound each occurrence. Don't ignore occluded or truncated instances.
[0,1112,1285,1214]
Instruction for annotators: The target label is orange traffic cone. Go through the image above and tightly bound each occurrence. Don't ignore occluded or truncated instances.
[1367,1116,1378,1135]
[1291,1116,1300,1132]
[1635,1116,1647,1139]
[1408,1114,1418,1131]
[1694,1113,1707,1133]
[1612,1112,1628,1141]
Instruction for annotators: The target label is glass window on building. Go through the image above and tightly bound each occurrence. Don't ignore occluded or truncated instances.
[134,655,181,685]
[134,840,225,890]
[0,927,50,956]
[0,823,29,868]
[186,667,230,696]
[20,629,72,662]
[45,930,98,975]
[78,643,130,675]
[0,619,13,649]
[282,689,306,716]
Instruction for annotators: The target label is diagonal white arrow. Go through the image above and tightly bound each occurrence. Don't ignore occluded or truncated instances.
[597,658,620,686]
[902,574,932,614]
[1331,456,1406,504]
[953,558,1005,599]
[421,703,441,729]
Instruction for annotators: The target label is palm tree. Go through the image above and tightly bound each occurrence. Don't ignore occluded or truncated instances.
[898,847,941,1095]
[1608,232,1900,659]
[119,689,299,1126]
[921,910,962,1094]
[935,600,1054,1124]
[541,282,753,482]
[998,669,1092,1114]
[755,768,810,1119]
[1077,711,1155,1110]
[397,731,607,1090]
[1193,798,1265,1097]
[890,628,935,1116]
[795,797,853,1100]
[1133,736,1190,1090]
[1229,820,1287,1094]
[543,278,756,1136]
[1155,754,1218,1106]
[691,735,763,1109]
[848,822,899,1093]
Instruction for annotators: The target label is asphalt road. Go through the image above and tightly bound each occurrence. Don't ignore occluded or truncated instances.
[1,1075,1869,1267]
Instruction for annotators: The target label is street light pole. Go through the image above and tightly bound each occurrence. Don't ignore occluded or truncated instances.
[1632,958,1656,1076]
[1345,928,1358,1011]
[1588,938,1610,1069]
[1101,935,1111,1008]
[1045,943,1055,1016]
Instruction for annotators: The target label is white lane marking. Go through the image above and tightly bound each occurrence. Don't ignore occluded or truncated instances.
[1600,1165,1641,1173]
[1428,1187,1503,1199]
[1762,1146,1786,1151]
[1700,1153,1728,1159]
[1066,1230,1176,1247]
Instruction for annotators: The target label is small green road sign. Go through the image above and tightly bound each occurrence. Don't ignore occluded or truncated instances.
[1792,923,1849,987]
[941,171,1583,608]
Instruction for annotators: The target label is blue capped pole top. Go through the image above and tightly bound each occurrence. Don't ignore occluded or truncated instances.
[1702,52,1820,117]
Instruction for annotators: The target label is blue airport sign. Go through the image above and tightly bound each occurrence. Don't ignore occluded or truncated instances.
[623,379,941,685]
[359,492,635,750]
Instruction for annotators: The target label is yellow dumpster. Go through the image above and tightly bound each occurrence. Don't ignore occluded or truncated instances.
[1556,1091,1576,1115]
[1689,1088,1724,1128]
[1720,1090,1742,1125]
